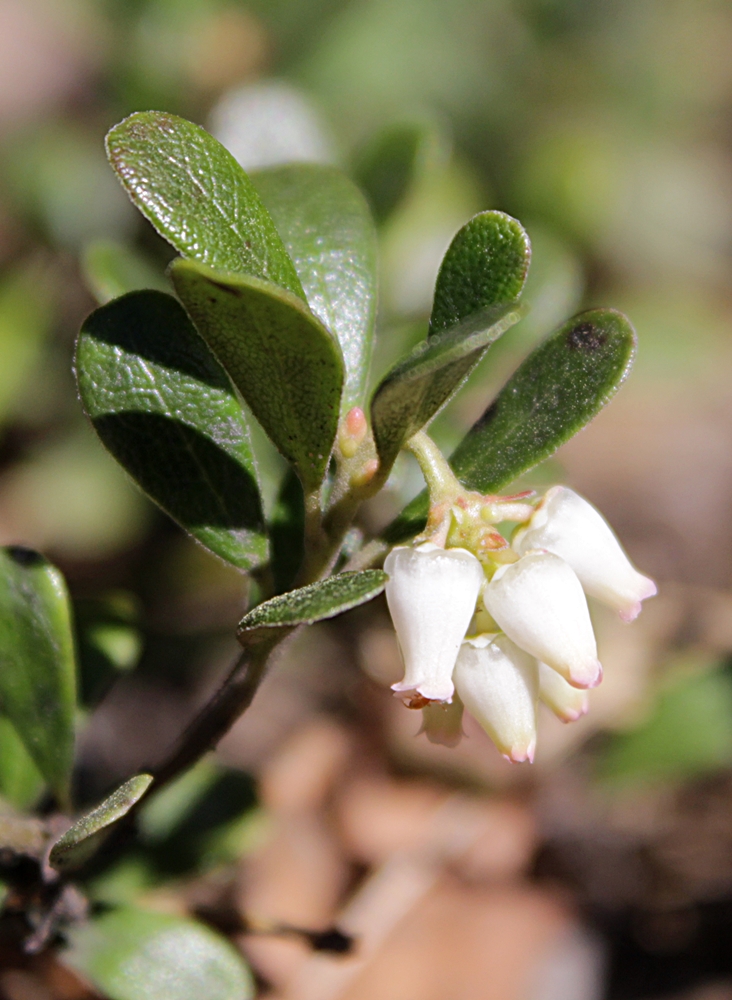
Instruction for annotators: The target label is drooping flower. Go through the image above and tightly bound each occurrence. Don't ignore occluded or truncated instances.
[483,551,602,689]
[420,697,465,747]
[538,661,589,722]
[454,634,538,762]
[513,486,656,622]
[384,542,484,703]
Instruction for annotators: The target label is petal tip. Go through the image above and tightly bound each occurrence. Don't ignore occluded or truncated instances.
[569,660,603,689]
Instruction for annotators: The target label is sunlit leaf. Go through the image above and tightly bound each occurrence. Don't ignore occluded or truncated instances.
[171,259,344,491]
[106,112,303,297]
[254,163,378,411]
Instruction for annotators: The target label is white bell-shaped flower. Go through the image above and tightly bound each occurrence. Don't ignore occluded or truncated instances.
[483,551,601,689]
[538,662,589,722]
[454,634,538,762]
[513,486,656,622]
[385,542,484,703]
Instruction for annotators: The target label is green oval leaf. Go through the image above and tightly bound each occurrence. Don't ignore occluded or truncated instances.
[50,774,154,873]
[106,112,303,299]
[238,569,387,646]
[429,211,531,335]
[82,239,168,305]
[370,211,530,473]
[448,308,637,491]
[65,907,254,1000]
[171,259,344,492]
[76,290,267,570]
[371,303,522,473]
[385,309,637,542]
[0,547,76,807]
[253,164,378,412]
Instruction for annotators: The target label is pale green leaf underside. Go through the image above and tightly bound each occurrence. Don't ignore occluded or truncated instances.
[371,303,522,471]
[50,774,154,872]
[238,569,387,645]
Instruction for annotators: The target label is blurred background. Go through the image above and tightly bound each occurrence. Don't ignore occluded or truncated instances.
[2,0,732,997]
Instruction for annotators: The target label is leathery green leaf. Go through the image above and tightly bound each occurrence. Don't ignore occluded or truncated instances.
[429,211,531,335]
[64,907,254,1000]
[238,569,387,646]
[106,112,303,298]
[386,308,637,542]
[0,547,76,807]
[76,291,267,570]
[371,302,522,473]
[171,258,344,492]
[50,774,154,873]
[253,164,378,411]
[371,211,530,473]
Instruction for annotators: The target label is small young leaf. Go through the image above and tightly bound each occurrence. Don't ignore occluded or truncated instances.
[64,907,254,1000]
[76,291,268,570]
[253,164,378,411]
[171,259,344,492]
[82,239,168,304]
[0,717,44,811]
[106,111,303,298]
[447,308,637,493]
[0,547,76,807]
[50,774,154,873]
[370,212,530,473]
[385,309,637,542]
[429,211,531,335]
[238,569,387,646]
[371,303,522,472]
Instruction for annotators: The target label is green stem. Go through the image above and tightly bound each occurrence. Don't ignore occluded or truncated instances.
[406,430,462,506]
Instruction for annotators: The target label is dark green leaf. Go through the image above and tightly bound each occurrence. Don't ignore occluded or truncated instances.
[0,547,76,807]
[370,212,530,472]
[269,469,305,594]
[171,259,344,491]
[429,211,531,335]
[253,164,378,412]
[50,774,154,873]
[385,308,637,542]
[371,303,522,472]
[447,308,637,492]
[0,717,44,810]
[238,569,387,646]
[106,112,303,298]
[354,119,441,224]
[76,290,268,570]
[64,907,254,1000]
[82,239,169,304]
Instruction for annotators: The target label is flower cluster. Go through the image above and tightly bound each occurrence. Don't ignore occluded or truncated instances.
[384,486,656,762]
